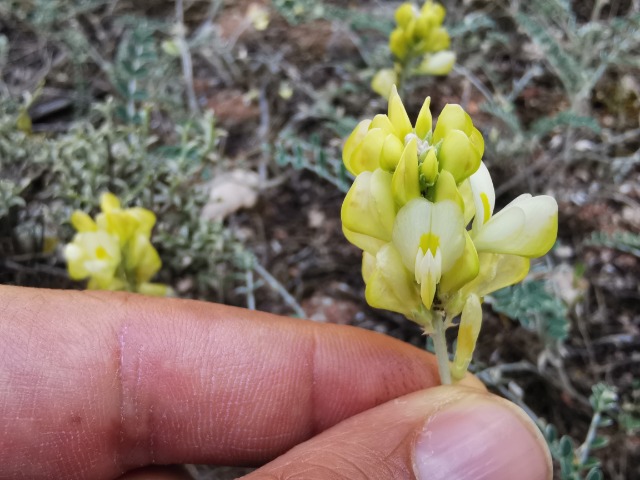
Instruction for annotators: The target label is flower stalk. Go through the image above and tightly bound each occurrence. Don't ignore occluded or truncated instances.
[430,311,452,384]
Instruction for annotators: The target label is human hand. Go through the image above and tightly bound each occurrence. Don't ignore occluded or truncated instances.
[0,286,551,479]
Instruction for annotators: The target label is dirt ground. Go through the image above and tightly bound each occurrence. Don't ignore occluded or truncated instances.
[1,0,639,478]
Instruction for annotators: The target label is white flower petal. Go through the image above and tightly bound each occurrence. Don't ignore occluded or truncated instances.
[392,198,466,274]
[419,51,456,76]
[343,226,388,255]
[64,243,83,262]
[471,204,526,252]
[473,195,558,257]
[469,161,495,234]
[341,170,396,245]
[392,198,433,271]
[430,200,466,272]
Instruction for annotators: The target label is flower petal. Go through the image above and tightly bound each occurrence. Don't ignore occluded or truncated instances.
[392,198,465,273]
[70,211,97,233]
[127,233,162,283]
[424,27,451,52]
[418,51,456,75]
[438,129,482,183]
[64,243,88,280]
[473,195,558,257]
[343,119,371,174]
[452,294,482,381]
[343,226,388,255]
[392,138,421,206]
[420,1,445,24]
[439,231,479,296]
[430,200,466,272]
[392,198,433,271]
[415,96,432,139]
[346,128,385,174]
[433,169,464,211]
[100,192,121,213]
[380,133,405,171]
[419,258,438,309]
[433,104,473,142]
[388,85,413,140]
[365,243,422,318]
[460,253,530,299]
[342,170,396,246]
[458,179,476,226]
[370,114,397,135]
[372,69,398,99]
[469,161,495,234]
[138,282,173,297]
[361,251,376,283]
[389,28,409,59]
[420,148,439,185]
[395,3,416,28]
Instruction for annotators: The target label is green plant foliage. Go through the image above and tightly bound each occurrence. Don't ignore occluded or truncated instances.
[590,383,618,413]
[531,110,601,137]
[272,0,326,25]
[515,4,640,99]
[274,134,352,193]
[0,13,250,300]
[585,231,640,258]
[272,0,392,33]
[490,280,570,343]
[515,12,584,95]
[541,383,617,479]
[0,179,26,220]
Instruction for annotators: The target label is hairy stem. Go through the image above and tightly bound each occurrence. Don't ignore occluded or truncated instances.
[431,312,452,385]
[578,410,602,465]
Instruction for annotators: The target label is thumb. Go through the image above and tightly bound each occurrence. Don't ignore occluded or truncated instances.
[243,385,552,480]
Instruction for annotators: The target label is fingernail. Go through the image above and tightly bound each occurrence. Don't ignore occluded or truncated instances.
[413,398,551,480]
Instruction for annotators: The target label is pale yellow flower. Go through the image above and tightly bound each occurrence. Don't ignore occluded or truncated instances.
[64,231,121,288]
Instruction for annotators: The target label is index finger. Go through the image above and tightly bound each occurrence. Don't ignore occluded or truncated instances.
[0,285,448,479]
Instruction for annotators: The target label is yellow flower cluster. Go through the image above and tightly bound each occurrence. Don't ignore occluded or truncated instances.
[64,193,172,296]
[342,87,558,381]
[372,1,456,98]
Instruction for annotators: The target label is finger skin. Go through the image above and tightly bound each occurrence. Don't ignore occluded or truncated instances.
[0,286,453,479]
[243,386,552,480]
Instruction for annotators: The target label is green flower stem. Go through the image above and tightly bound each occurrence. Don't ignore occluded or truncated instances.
[578,410,601,465]
[395,49,416,97]
[431,312,452,385]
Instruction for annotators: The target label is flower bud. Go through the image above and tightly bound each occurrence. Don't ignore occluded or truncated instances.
[452,294,482,380]
[423,27,450,52]
[364,243,422,320]
[392,138,421,207]
[371,68,398,99]
[395,3,416,28]
[415,96,433,139]
[71,211,97,233]
[433,104,484,183]
[418,51,456,75]
[420,148,439,185]
[388,85,413,140]
[343,119,372,175]
[389,28,409,60]
[380,133,406,171]
[342,169,396,254]
[433,169,464,210]
[421,1,446,25]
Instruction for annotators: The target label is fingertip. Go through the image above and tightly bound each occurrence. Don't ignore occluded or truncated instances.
[413,388,552,480]
[244,386,551,480]
[456,372,487,391]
